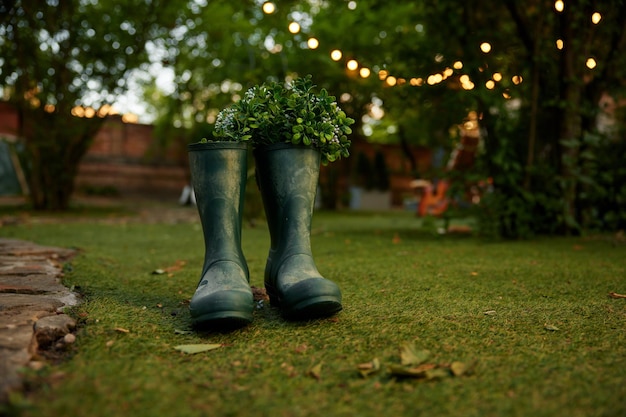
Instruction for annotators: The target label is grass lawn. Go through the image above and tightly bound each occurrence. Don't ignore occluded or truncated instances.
[2,200,625,417]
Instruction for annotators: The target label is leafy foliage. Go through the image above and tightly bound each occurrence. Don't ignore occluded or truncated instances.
[0,0,179,209]
[211,75,354,164]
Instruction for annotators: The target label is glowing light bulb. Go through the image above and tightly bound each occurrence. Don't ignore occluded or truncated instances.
[359,67,371,78]
[330,49,342,61]
[493,72,502,82]
[288,22,300,34]
[486,80,495,89]
[307,37,319,49]
[262,2,275,14]
[554,0,564,12]
[453,61,463,70]
[556,39,564,50]
[346,59,358,71]
[586,58,597,69]
[592,12,601,24]
[386,76,397,86]
[480,42,491,53]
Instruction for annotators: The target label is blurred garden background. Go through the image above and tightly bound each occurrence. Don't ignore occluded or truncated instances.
[1,0,625,237]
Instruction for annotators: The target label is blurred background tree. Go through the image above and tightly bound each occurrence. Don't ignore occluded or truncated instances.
[0,0,180,209]
[2,0,624,236]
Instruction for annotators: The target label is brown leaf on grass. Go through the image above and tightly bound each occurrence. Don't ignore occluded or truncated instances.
[308,362,323,380]
[164,260,186,273]
[357,358,381,378]
[152,260,186,276]
[450,361,469,376]
[608,292,626,299]
[544,324,560,331]
[388,363,437,378]
[295,344,308,354]
[425,368,452,380]
[400,343,431,366]
[114,327,130,333]
[251,286,270,302]
[174,344,222,354]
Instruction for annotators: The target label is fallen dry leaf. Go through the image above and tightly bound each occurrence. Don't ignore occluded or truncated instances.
[114,327,130,333]
[450,361,469,376]
[357,358,381,378]
[400,343,431,366]
[251,286,270,302]
[608,292,626,299]
[388,363,437,378]
[174,344,222,354]
[544,324,560,331]
[308,362,323,380]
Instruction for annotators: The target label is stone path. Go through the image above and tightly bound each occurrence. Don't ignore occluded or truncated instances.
[0,238,80,403]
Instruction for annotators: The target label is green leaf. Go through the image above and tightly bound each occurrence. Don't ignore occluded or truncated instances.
[400,343,431,366]
[174,344,222,354]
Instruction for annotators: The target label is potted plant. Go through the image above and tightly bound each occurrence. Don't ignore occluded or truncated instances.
[188,75,354,329]
[213,74,354,164]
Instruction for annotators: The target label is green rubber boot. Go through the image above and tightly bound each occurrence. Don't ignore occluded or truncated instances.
[254,143,342,320]
[188,142,253,330]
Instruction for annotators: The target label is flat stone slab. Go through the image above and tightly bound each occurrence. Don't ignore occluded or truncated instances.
[0,238,79,403]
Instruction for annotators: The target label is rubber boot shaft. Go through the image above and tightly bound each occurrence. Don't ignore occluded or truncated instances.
[254,143,342,320]
[188,142,253,330]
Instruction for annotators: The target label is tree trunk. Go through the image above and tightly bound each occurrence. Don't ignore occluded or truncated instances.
[558,5,583,234]
[19,108,104,210]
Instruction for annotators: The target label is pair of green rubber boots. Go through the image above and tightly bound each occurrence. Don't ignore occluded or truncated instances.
[187,142,342,330]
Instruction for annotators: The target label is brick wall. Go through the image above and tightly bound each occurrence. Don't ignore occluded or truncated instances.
[76,116,189,198]
[0,102,432,204]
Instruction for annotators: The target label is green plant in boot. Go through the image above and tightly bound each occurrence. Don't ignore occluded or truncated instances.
[213,74,354,165]
[211,74,354,320]
[188,142,253,330]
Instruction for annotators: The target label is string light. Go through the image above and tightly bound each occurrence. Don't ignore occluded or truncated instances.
[554,0,564,12]
[480,42,491,53]
[556,39,564,50]
[385,76,397,86]
[359,67,371,78]
[586,58,597,69]
[453,61,463,70]
[493,72,503,82]
[378,70,388,80]
[591,12,601,24]
[512,75,523,85]
[307,37,319,49]
[288,22,300,34]
[346,59,358,71]
[262,2,275,14]
[330,49,342,61]
[486,80,495,89]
